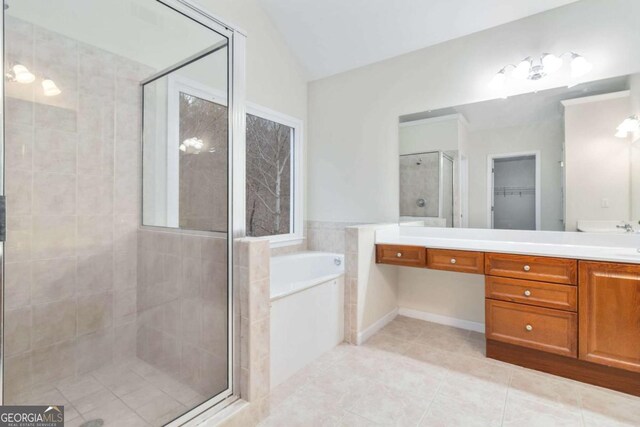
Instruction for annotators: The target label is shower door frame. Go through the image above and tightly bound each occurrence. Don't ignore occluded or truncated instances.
[0,0,5,408]
[399,150,450,221]
[152,0,247,425]
[0,0,247,423]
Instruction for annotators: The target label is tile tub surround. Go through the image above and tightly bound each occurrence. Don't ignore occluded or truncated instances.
[3,16,147,399]
[137,228,229,398]
[232,238,271,424]
[307,220,363,253]
[262,316,640,426]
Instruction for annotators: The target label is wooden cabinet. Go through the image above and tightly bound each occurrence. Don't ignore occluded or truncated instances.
[375,244,426,267]
[485,253,577,285]
[427,249,484,274]
[486,299,577,357]
[579,261,640,373]
[485,276,577,312]
[375,241,640,395]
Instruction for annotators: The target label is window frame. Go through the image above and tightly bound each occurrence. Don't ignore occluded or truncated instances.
[166,75,304,246]
[245,102,304,247]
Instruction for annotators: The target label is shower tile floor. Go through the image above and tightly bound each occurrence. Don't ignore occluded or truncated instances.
[10,358,207,427]
[261,316,640,426]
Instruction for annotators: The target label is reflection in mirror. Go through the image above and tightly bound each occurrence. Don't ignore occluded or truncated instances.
[142,45,229,231]
[399,73,640,232]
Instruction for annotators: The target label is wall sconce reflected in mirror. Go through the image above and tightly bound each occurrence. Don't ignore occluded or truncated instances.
[615,115,639,138]
[41,78,61,97]
[11,64,35,84]
[5,62,62,96]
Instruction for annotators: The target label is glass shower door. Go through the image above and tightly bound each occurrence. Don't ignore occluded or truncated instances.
[2,1,237,425]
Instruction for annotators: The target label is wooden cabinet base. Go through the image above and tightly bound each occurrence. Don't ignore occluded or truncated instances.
[486,340,640,397]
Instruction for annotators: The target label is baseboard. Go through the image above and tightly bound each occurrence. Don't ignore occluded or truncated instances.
[356,307,398,345]
[398,307,485,333]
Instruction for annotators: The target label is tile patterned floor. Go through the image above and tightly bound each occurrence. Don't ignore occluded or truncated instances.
[9,358,207,426]
[261,316,640,427]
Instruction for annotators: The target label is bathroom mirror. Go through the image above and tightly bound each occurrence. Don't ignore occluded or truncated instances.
[399,73,640,232]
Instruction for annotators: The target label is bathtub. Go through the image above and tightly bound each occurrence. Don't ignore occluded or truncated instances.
[270,252,345,388]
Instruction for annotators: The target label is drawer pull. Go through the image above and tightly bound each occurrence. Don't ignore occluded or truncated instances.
[396,252,402,258]
[523,290,532,297]
[525,324,533,332]
[523,265,531,272]
[450,258,457,264]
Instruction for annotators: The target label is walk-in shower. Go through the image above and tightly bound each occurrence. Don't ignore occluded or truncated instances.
[1,0,243,425]
[399,151,455,226]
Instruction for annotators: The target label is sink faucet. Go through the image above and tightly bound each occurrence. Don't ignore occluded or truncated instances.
[616,223,634,232]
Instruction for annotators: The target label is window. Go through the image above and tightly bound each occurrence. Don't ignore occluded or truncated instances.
[245,104,303,245]
[158,75,303,244]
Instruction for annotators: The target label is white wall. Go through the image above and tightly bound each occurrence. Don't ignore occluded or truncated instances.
[399,116,461,155]
[307,0,640,223]
[397,269,485,324]
[356,226,398,332]
[564,93,632,230]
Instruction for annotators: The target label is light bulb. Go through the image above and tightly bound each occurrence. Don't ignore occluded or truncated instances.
[489,69,506,89]
[617,116,640,133]
[570,54,592,78]
[12,64,35,84]
[41,79,61,96]
[615,129,628,138]
[512,58,532,79]
[541,53,563,74]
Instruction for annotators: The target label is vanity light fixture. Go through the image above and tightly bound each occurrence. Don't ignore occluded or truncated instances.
[490,52,592,92]
[41,78,61,97]
[615,115,640,138]
[5,63,62,96]
[179,137,205,153]
[8,63,35,84]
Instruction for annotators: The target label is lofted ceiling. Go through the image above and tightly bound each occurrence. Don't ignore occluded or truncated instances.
[260,0,579,80]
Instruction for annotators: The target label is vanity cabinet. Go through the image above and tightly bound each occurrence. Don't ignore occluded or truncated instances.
[375,243,640,396]
[579,261,640,373]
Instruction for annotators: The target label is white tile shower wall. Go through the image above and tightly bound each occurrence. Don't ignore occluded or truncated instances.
[3,16,147,399]
[136,228,229,397]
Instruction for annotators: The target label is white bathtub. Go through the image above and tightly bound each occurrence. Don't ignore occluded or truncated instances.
[270,252,345,388]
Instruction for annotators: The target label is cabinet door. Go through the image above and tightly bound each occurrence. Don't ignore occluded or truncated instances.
[579,261,640,373]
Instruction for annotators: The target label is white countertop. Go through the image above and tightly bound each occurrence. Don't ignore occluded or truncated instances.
[376,226,640,264]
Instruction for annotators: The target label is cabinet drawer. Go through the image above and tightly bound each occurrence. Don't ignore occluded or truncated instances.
[485,253,577,284]
[486,300,577,357]
[427,249,484,274]
[376,244,426,267]
[485,276,577,311]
